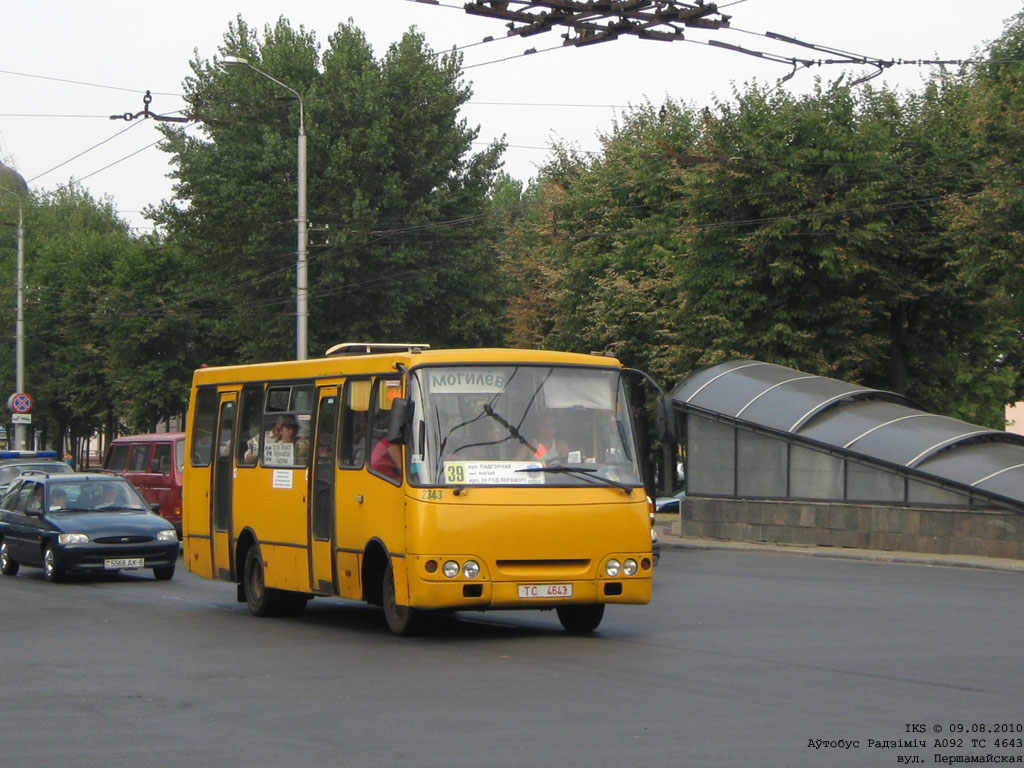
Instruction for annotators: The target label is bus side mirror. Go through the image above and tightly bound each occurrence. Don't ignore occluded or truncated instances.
[655,396,676,445]
[386,398,413,444]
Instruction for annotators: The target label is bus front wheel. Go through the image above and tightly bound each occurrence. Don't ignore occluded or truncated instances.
[382,559,419,636]
[557,604,605,633]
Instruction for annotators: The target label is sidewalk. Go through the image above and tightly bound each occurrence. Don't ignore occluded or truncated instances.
[653,519,1024,574]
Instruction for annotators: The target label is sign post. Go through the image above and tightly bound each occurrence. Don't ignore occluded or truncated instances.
[7,392,32,449]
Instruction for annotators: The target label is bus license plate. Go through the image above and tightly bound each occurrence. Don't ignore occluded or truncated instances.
[518,584,572,599]
[105,558,144,570]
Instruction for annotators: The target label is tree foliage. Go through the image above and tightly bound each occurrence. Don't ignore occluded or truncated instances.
[497,52,1024,427]
[6,11,1024,452]
[151,16,507,363]
[0,185,194,450]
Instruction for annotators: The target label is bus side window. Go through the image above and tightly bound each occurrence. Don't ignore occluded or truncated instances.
[237,384,264,467]
[368,378,402,484]
[260,385,314,468]
[191,388,218,467]
[339,379,370,469]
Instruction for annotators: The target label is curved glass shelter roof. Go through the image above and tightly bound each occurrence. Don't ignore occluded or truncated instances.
[671,360,1024,510]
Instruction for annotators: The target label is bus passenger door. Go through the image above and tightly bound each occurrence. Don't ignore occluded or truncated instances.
[309,387,339,594]
[211,394,236,581]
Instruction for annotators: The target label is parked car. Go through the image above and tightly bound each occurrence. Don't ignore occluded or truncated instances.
[0,451,73,494]
[0,472,178,582]
[103,433,184,535]
[655,489,687,515]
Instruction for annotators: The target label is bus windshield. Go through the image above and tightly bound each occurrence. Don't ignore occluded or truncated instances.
[408,364,642,488]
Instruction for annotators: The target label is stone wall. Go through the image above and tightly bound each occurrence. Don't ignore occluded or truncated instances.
[676,496,1023,560]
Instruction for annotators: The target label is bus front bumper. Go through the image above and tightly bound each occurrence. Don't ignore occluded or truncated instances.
[406,570,652,611]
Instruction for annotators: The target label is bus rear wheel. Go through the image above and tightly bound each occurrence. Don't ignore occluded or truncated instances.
[557,604,605,633]
[244,547,306,618]
[382,559,420,636]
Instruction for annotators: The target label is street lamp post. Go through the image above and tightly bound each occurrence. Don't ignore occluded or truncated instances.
[0,184,26,449]
[222,55,308,360]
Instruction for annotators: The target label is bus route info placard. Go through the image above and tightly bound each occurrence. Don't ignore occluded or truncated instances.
[442,461,544,485]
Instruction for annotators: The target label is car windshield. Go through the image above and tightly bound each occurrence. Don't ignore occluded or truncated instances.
[407,364,642,488]
[49,481,148,512]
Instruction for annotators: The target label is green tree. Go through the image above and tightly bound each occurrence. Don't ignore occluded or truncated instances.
[945,10,1024,422]
[0,185,193,452]
[151,16,506,363]
[498,73,1018,426]
[102,236,202,432]
[498,102,697,381]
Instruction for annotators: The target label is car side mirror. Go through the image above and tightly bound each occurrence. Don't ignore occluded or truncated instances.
[150,503,161,514]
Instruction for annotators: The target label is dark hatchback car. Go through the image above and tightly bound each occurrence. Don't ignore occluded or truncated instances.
[0,472,178,582]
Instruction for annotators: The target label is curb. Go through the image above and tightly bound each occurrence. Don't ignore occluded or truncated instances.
[656,532,1024,574]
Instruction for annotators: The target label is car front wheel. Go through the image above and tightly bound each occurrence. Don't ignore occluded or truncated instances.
[0,539,19,576]
[153,565,175,581]
[42,544,65,583]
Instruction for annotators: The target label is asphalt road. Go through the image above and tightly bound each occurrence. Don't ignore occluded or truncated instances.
[1,548,1021,768]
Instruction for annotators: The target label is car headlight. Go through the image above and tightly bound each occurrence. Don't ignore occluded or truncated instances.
[157,530,177,542]
[605,558,621,577]
[442,560,460,578]
[58,533,89,545]
[463,560,480,579]
[623,558,638,576]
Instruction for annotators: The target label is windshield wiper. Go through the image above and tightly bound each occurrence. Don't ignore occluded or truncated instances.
[516,464,634,495]
[482,403,536,453]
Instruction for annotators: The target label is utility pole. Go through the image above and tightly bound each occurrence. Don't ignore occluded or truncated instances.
[222,56,309,361]
[0,182,27,450]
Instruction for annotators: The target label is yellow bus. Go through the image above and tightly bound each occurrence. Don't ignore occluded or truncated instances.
[183,343,664,635]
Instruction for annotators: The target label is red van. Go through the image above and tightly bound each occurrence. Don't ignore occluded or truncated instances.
[103,432,185,535]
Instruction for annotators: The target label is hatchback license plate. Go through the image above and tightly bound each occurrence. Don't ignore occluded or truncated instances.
[518,584,572,599]
[105,558,144,570]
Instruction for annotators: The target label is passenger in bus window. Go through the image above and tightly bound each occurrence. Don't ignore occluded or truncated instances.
[245,415,282,463]
[370,436,402,480]
[273,415,309,465]
[246,415,309,465]
[340,411,368,466]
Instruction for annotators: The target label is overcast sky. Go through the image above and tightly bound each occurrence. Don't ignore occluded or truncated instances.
[2,0,1021,232]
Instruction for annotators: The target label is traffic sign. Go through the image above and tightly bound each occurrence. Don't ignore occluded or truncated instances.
[11,413,31,425]
[8,393,32,414]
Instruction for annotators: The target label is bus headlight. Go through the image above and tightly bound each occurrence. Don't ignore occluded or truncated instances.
[604,559,621,577]
[623,558,638,576]
[442,560,460,578]
[463,560,480,579]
